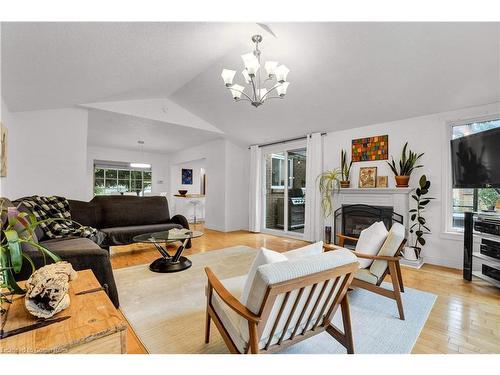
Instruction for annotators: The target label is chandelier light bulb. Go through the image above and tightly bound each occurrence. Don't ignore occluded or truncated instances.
[276,82,290,97]
[229,84,244,100]
[221,69,236,86]
[242,69,251,84]
[274,65,290,83]
[265,61,279,77]
[241,53,260,76]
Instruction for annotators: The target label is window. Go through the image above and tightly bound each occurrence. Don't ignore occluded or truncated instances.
[94,162,152,196]
[451,119,500,230]
[270,153,293,189]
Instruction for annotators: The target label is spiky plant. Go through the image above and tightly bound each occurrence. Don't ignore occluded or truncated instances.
[340,149,353,181]
[317,169,341,218]
[387,142,424,176]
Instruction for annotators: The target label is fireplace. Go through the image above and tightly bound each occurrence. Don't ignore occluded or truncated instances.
[334,204,403,247]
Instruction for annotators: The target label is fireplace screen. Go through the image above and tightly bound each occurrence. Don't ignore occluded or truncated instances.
[334,204,403,247]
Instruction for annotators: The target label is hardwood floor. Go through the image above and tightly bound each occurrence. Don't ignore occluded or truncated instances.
[111,223,500,354]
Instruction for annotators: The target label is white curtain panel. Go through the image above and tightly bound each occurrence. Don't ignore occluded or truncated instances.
[248,145,262,232]
[304,133,324,242]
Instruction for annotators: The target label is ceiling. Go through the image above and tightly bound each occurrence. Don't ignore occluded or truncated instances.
[2,22,500,149]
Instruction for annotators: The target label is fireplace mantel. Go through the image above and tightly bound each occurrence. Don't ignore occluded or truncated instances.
[337,187,414,194]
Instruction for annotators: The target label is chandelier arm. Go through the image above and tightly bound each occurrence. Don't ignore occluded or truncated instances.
[226,86,253,102]
[250,76,258,101]
[263,96,284,101]
[260,84,281,101]
[235,97,252,103]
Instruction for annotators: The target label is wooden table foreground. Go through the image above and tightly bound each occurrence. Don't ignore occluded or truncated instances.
[0,270,127,354]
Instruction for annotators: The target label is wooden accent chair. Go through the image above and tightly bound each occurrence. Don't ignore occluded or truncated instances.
[336,222,406,320]
[204,249,360,354]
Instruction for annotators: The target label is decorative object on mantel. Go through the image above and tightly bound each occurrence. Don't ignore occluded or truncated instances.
[0,200,61,297]
[340,149,353,188]
[178,189,188,196]
[387,142,424,188]
[352,134,388,162]
[377,176,388,188]
[408,175,434,260]
[221,35,290,108]
[358,167,377,188]
[24,262,77,319]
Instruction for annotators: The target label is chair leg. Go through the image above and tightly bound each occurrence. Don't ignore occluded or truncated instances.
[388,262,405,320]
[395,260,405,292]
[248,322,259,354]
[340,295,354,354]
[205,310,211,343]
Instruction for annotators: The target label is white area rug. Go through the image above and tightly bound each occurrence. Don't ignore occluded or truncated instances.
[114,246,436,354]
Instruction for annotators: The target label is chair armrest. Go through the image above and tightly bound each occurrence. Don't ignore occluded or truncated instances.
[350,250,400,261]
[205,267,261,324]
[336,234,359,247]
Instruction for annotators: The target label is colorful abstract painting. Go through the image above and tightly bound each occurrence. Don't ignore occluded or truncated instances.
[181,168,193,184]
[351,134,388,162]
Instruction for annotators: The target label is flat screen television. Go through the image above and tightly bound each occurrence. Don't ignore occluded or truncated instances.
[451,127,500,188]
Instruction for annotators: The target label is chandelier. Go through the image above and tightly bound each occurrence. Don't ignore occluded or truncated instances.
[221,35,290,108]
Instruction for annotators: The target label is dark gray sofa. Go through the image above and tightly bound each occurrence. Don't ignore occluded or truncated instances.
[5,195,190,308]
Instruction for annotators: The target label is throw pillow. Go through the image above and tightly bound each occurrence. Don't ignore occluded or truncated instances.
[355,221,388,269]
[240,248,287,306]
[283,241,324,261]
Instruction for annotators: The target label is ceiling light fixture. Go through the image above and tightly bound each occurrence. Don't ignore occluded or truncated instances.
[221,35,290,108]
[130,140,151,169]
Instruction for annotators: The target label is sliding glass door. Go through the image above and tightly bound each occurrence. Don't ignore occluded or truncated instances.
[263,146,307,237]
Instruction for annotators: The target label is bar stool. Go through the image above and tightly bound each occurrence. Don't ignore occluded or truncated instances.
[189,199,202,224]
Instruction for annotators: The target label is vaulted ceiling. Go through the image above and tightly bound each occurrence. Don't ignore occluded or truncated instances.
[2,22,499,151]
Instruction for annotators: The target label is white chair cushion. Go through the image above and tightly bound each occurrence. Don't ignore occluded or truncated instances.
[282,241,324,261]
[240,248,287,306]
[242,249,358,348]
[354,221,388,269]
[354,268,379,284]
[210,275,247,353]
[370,222,405,279]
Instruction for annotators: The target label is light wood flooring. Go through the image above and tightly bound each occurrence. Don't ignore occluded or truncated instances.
[111,223,500,354]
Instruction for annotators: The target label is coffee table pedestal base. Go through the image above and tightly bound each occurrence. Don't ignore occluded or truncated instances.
[149,257,192,273]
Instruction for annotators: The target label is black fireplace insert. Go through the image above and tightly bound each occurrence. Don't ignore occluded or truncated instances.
[333,204,403,247]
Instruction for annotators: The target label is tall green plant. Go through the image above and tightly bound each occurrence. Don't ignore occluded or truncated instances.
[317,169,341,218]
[409,175,434,258]
[387,142,424,176]
[341,149,353,181]
[0,200,61,297]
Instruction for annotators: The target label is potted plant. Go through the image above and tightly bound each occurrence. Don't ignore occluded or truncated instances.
[317,169,341,243]
[0,201,61,299]
[408,175,434,259]
[387,142,424,187]
[340,149,353,188]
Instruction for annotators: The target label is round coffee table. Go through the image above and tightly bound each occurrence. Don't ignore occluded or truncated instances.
[133,229,204,273]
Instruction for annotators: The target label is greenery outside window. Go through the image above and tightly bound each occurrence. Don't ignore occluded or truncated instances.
[451,119,500,230]
[94,162,152,196]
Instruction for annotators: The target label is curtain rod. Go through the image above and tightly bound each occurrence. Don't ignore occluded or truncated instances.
[248,132,327,149]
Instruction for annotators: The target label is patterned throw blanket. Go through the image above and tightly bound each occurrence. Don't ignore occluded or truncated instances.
[20,196,98,239]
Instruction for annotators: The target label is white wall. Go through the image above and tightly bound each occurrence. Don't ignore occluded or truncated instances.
[225,141,249,232]
[1,107,89,200]
[323,101,500,268]
[86,145,170,200]
[168,139,249,232]
[170,158,206,195]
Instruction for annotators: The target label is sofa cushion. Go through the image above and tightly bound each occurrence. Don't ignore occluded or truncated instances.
[355,221,388,269]
[92,196,171,228]
[68,199,102,228]
[354,268,379,285]
[370,222,405,279]
[101,223,182,246]
[14,201,46,241]
[283,241,323,261]
[41,237,102,252]
[240,248,287,306]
